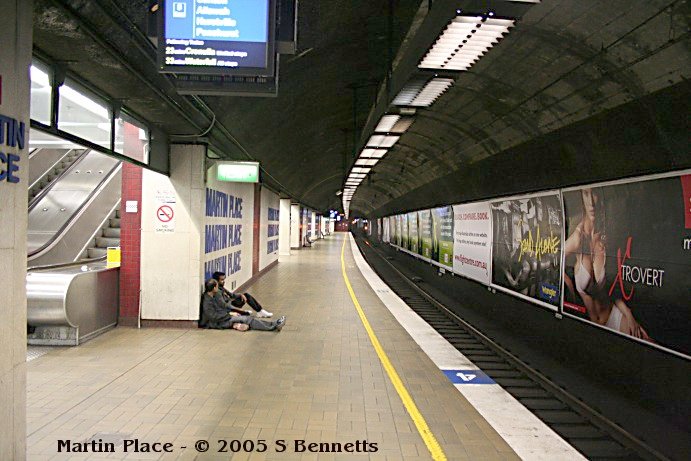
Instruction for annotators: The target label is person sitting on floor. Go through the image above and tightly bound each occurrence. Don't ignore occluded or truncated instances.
[212,271,274,318]
[201,279,286,332]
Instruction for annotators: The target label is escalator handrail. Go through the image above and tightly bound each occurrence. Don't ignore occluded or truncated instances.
[28,148,90,211]
[27,255,107,272]
[29,148,80,192]
[28,161,122,259]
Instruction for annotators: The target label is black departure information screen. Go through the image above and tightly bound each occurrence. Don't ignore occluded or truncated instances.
[159,0,274,76]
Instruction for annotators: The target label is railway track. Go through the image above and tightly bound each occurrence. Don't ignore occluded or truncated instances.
[353,236,668,461]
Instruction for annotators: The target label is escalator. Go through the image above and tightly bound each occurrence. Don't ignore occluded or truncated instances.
[26,147,123,345]
[28,148,122,266]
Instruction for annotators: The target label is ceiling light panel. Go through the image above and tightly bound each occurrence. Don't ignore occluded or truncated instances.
[351,167,371,174]
[355,158,379,166]
[367,135,399,148]
[392,78,454,107]
[412,78,454,106]
[375,115,400,133]
[419,15,515,71]
[359,149,387,159]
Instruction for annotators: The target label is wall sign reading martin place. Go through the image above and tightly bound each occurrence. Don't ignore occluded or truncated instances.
[216,161,260,183]
[159,0,275,76]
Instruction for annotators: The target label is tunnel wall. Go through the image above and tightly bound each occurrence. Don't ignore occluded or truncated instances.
[372,81,691,218]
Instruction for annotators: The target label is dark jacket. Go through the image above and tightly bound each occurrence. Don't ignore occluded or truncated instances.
[201,293,232,329]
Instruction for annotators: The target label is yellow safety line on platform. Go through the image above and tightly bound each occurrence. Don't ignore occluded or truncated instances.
[340,238,447,461]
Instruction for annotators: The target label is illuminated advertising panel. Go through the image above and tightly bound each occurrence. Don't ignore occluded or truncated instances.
[408,211,419,253]
[562,174,691,357]
[490,193,563,309]
[160,0,275,76]
[452,202,491,284]
[432,206,453,268]
[419,210,432,259]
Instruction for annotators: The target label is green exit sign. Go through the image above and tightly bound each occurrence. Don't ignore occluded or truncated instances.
[217,161,260,183]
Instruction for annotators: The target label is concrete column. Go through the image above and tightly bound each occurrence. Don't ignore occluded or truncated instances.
[290,203,300,249]
[0,0,32,458]
[278,198,291,256]
[310,211,316,240]
[140,144,205,321]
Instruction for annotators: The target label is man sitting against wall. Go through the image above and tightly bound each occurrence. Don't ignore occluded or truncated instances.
[201,279,286,332]
[212,271,274,318]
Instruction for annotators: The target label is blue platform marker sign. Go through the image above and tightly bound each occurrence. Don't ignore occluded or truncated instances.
[443,369,495,384]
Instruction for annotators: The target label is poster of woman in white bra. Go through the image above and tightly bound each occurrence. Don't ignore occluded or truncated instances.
[562,174,691,357]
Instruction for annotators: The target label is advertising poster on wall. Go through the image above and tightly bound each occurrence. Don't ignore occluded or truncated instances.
[383,217,390,243]
[394,215,401,246]
[452,202,491,284]
[419,209,433,259]
[491,193,563,308]
[408,211,419,253]
[401,213,409,249]
[562,174,691,357]
[432,206,454,268]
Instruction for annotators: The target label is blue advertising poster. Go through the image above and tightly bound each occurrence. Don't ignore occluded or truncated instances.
[162,0,270,71]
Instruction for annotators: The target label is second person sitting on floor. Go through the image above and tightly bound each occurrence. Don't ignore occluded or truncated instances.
[202,279,285,332]
[212,271,274,318]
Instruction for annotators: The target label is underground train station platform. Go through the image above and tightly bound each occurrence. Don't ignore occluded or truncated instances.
[25,233,582,460]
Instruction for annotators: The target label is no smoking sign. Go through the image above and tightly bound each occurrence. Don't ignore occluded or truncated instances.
[157,205,174,222]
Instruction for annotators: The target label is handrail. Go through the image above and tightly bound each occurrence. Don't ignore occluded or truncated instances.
[28,255,107,272]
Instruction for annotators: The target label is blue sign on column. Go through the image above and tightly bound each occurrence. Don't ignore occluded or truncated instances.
[443,369,495,384]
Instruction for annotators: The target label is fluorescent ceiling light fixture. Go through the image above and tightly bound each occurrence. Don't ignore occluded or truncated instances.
[349,175,367,180]
[351,167,371,174]
[355,158,379,166]
[375,114,415,134]
[419,15,515,71]
[367,135,399,148]
[392,77,454,107]
[359,148,387,159]
[375,115,400,133]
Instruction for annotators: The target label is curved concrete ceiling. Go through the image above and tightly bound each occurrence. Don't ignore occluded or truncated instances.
[31,0,689,215]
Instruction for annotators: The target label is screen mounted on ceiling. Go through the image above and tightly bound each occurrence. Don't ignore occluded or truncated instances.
[159,0,276,76]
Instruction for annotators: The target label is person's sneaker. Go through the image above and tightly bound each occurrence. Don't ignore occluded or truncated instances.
[257,309,273,318]
[274,316,286,331]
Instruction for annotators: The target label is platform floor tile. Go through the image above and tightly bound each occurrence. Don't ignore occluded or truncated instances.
[26,234,518,460]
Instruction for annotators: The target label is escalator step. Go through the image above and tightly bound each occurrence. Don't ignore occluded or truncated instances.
[110,218,121,228]
[96,237,120,247]
[103,228,121,238]
[88,248,107,258]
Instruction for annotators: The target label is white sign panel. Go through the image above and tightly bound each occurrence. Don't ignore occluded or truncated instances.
[452,202,491,284]
[154,189,176,233]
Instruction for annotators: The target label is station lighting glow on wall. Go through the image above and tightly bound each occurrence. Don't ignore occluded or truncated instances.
[392,77,454,107]
[419,14,515,71]
[216,161,260,183]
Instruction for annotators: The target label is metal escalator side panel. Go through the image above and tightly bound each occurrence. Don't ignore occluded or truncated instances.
[28,148,89,211]
[27,265,120,345]
[26,272,77,327]
[28,148,77,192]
[28,151,121,261]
